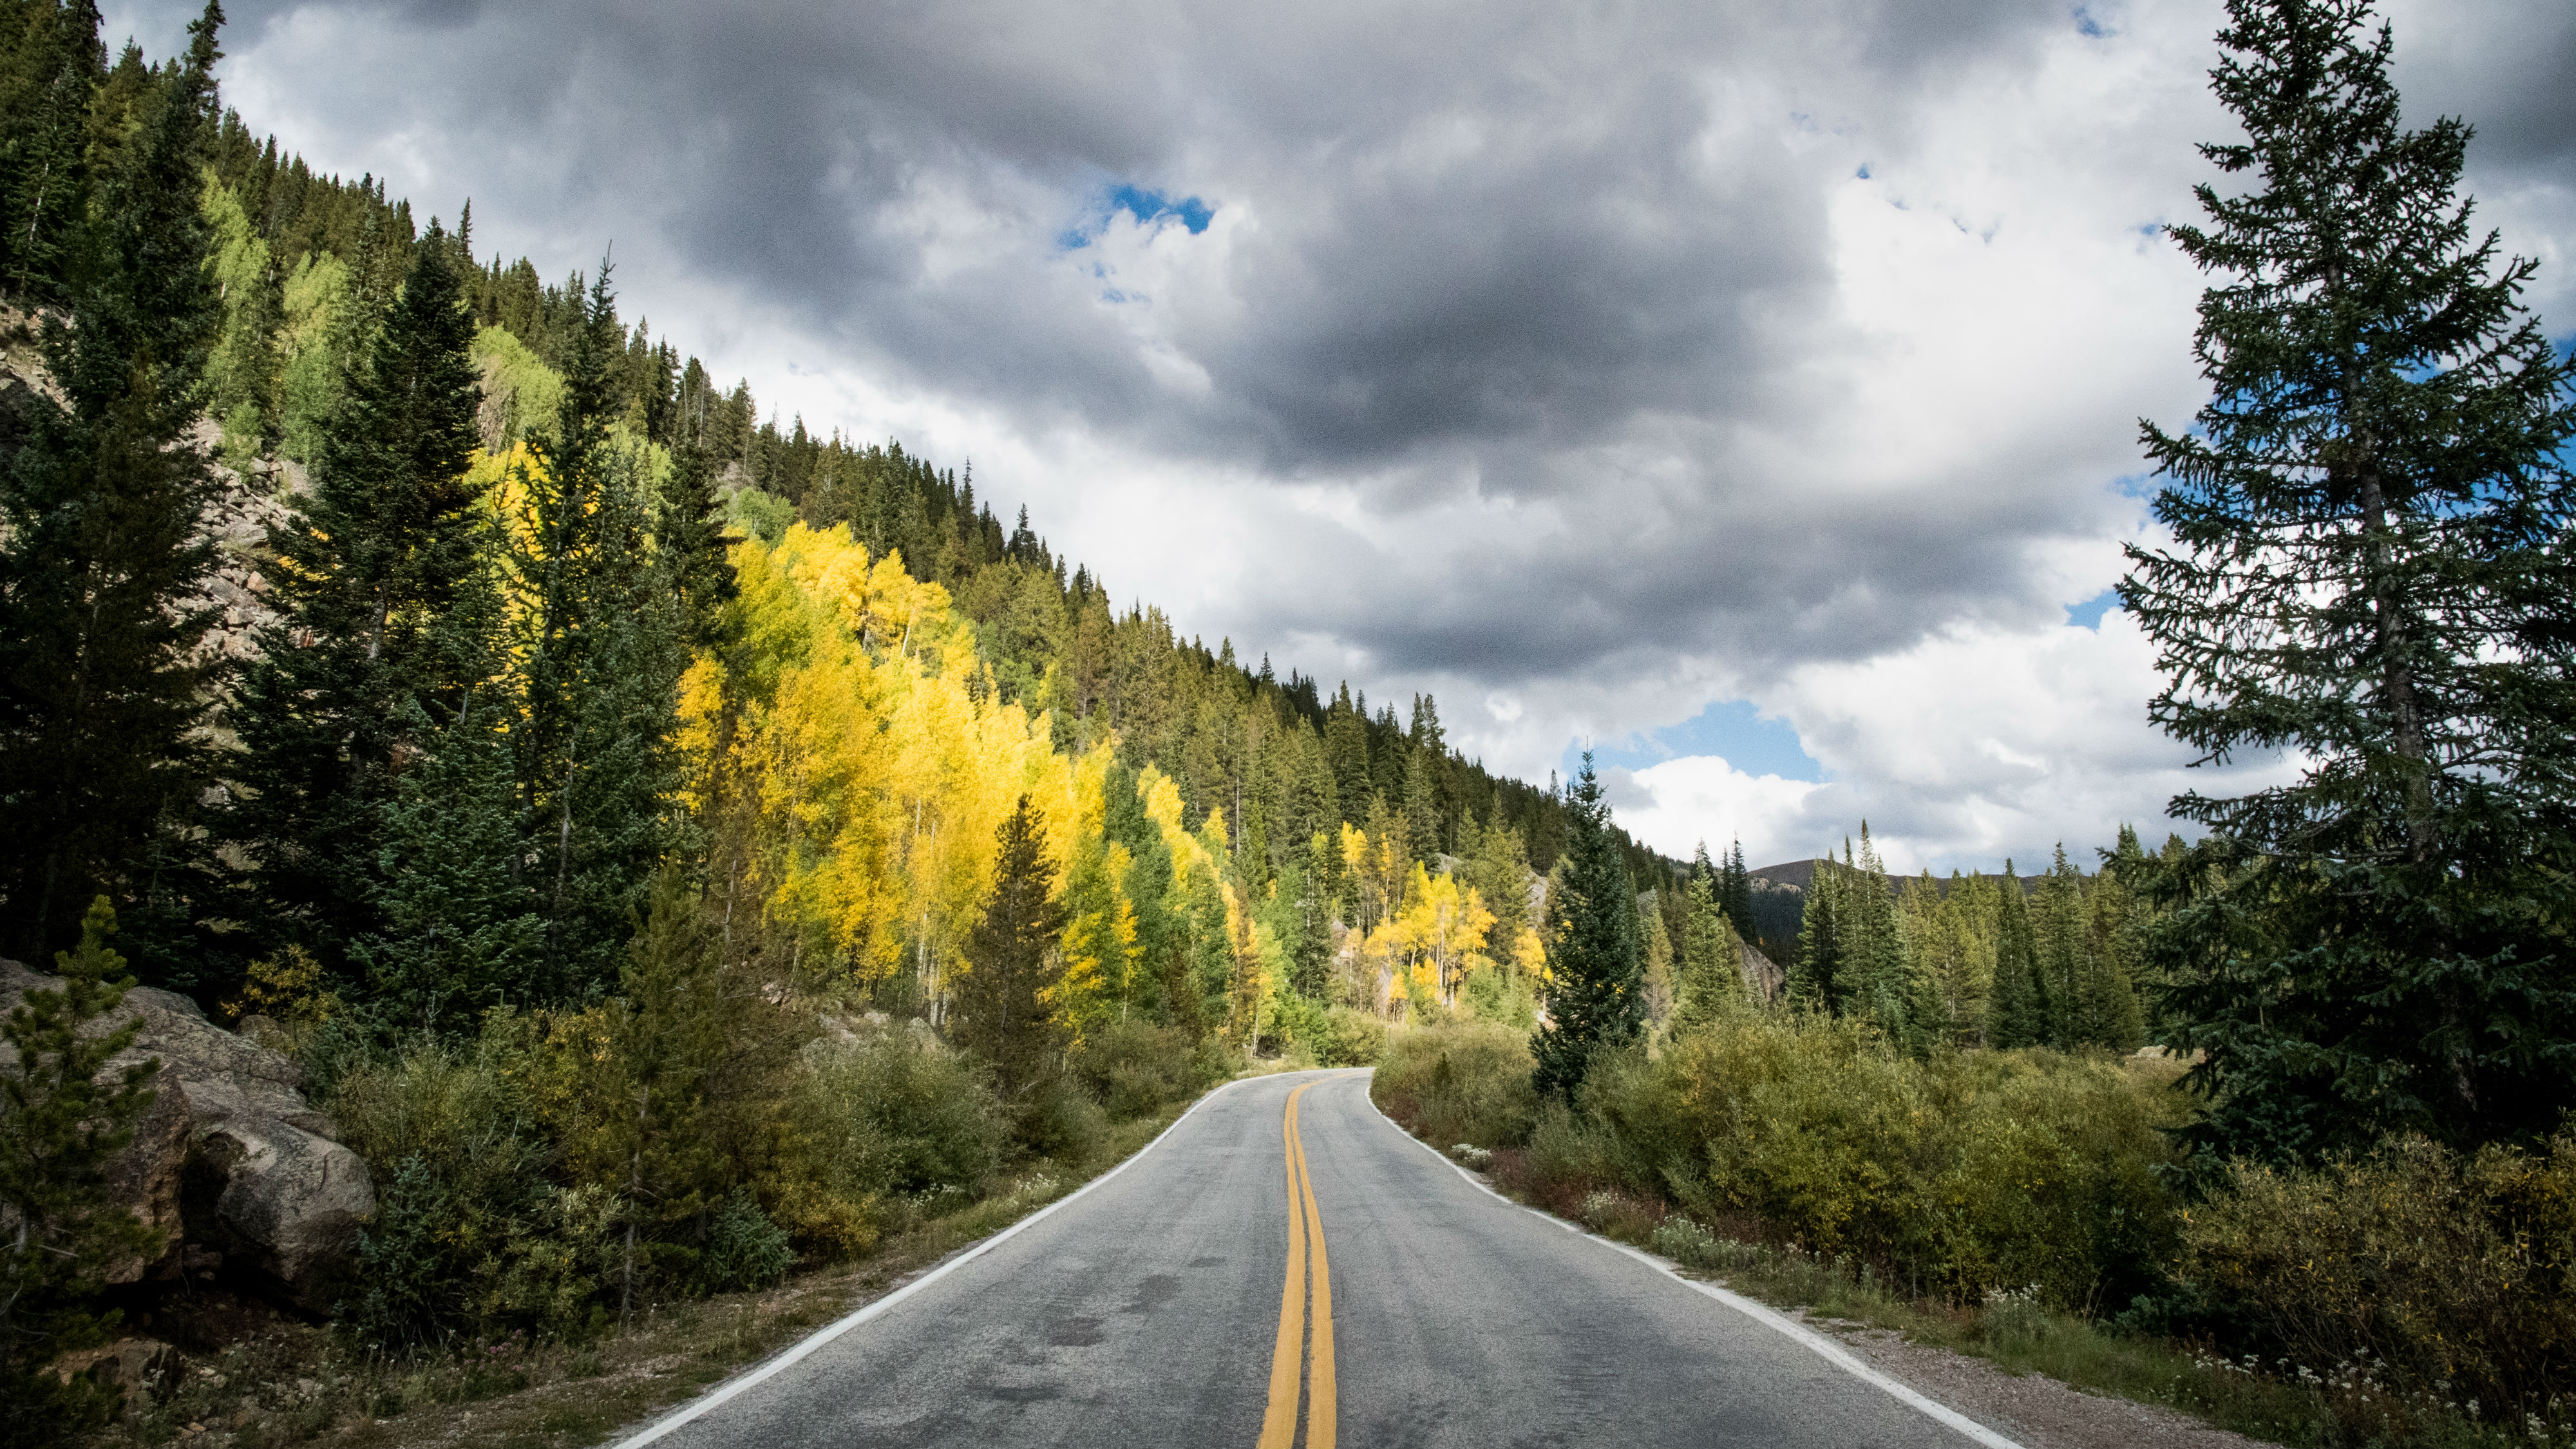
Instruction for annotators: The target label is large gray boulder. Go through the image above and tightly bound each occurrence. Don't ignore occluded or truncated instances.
[0,958,373,1310]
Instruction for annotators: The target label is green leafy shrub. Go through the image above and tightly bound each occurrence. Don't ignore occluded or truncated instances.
[1627,1014,2183,1309]
[328,1032,554,1346]
[1380,1010,2184,1311]
[1370,1020,1539,1146]
[1014,1074,1108,1160]
[1068,1021,1212,1119]
[698,1194,795,1293]
[2182,1127,2576,1416]
[1315,1007,1387,1066]
[791,1029,1005,1197]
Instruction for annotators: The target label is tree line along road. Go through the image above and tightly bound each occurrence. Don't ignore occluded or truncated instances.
[614,1069,2022,1449]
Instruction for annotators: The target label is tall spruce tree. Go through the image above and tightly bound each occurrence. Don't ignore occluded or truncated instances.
[512,262,686,1001]
[225,221,484,972]
[1673,863,1743,1032]
[954,795,1068,1104]
[2122,0,2576,1160]
[1988,863,2047,1049]
[1718,838,1754,943]
[349,551,544,1034]
[0,0,105,301]
[0,5,223,967]
[1788,851,1847,1012]
[1530,756,1643,1101]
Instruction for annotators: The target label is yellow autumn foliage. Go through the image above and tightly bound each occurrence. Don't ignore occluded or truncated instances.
[683,524,1132,1025]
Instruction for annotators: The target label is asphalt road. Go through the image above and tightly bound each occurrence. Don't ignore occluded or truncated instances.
[623,1069,2011,1449]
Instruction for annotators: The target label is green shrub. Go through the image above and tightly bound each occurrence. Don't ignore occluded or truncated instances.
[1381,1010,2183,1311]
[1316,1007,1387,1066]
[1265,991,1329,1059]
[698,1194,795,1293]
[1069,1021,1209,1119]
[328,1032,555,1346]
[791,1029,1005,1196]
[1015,1074,1108,1161]
[1631,1014,2182,1309]
[2182,1127,2576,1416]
[1370,1020,1539,1146]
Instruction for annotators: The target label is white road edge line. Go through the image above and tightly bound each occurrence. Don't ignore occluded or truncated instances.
[609,1071,1279,1449]
[1359,1080,2029,1449]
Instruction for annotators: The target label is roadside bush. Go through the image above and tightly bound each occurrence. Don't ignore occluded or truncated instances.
[1266,990,1329,1061]
[697,1194,796,1293]
[1370,1020,1540,1147]
[1315,1006,1387,1066]
[327,1031,557,1347]
[2183,1126,2576,1416]
[791,1028,1005,1197]
[1069,1021,1211,1119]
[1014,1074,1109,1161]
[1378,1010,2183,1311]
[1622,1014,2181,1309]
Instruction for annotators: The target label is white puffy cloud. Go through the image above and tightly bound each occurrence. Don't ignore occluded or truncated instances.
[1615,606,2301,873]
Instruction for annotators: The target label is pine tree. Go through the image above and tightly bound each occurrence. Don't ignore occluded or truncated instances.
[0,6,223,967]
[1638,891,1676,1029]
[2122,0,2576,1159]
[954,795,1068,1104]
[1719,839,1754,943]
[1788,852,1846,1012]
[224,221,484,971]
[1989,864,2047,1049]
[1846,826,1910,1041]
[512,262,686,1000]
[2033,846,2089,1050]
[1285,859,1331,1000]
[0,0,104,300]
[0,897,164,1441]
[350,548,544,1034]
[1530,756,1643,1101]
[1672,867,1743,1032]
[658,437,737,650]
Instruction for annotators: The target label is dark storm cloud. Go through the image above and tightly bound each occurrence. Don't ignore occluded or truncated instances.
[2387,0,2576,178]
[178,0,2070,471]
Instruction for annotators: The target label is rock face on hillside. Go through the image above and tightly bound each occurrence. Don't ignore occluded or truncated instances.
[0,958,373,1312]
[1739,940,1786,1004]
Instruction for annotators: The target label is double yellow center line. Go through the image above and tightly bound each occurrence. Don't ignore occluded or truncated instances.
[1256,1081,1334,1449]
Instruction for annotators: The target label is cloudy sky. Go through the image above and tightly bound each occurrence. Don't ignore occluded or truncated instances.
[109,0,2575,871]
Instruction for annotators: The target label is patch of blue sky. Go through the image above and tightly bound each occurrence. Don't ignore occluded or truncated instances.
[2065,587,2121,629]
[1566,699,1824,786]
[2074,6,2110,37]
[1059,183,1214,251]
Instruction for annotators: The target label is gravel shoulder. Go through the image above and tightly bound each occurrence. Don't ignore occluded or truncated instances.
[1807,1315,2262,1449]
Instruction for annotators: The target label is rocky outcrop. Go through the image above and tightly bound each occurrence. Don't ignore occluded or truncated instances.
[178,418,298,673]
[0,959,373,1311]
[1738,940,1786,1004]
[50,1338,180,1403]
